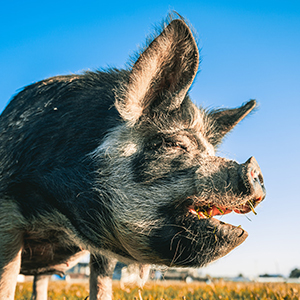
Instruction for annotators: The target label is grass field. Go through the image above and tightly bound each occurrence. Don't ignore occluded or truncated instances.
[15,281,300,299]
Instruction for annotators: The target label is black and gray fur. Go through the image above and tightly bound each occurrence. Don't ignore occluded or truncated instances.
[0,14,266,299]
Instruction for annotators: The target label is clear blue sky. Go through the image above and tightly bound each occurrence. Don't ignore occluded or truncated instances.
[1,1,299,278]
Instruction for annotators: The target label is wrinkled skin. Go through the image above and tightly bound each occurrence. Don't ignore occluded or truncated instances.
[0,15,266,300]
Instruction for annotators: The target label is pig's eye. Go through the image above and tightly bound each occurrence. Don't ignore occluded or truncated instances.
[165,141,188,151]
[149,138,188,152]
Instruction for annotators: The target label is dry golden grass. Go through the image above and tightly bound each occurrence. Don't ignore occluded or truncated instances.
[15,280,300,299]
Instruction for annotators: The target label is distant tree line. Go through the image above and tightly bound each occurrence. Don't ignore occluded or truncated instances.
[289,268,300,278]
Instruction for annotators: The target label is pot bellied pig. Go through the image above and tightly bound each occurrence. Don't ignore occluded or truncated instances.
[0,14,266,300]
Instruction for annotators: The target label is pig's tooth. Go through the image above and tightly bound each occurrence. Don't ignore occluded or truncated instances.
[248,200,257,215]
[202,210,211,218]
[216,206,224,214]
[198,211,206,219]
[189,208,205,218]
[189,208,197,215]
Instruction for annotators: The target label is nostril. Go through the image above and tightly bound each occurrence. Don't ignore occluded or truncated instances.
[250,169,264,186]
[250,169,259,181]
[258,173,264,185]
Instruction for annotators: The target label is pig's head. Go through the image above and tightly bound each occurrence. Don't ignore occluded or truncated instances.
[93,16,266,268]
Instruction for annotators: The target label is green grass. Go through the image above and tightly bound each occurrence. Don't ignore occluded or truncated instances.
[15,281,300,300]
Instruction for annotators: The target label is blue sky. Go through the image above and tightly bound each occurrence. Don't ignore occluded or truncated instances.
[1,1,299,278]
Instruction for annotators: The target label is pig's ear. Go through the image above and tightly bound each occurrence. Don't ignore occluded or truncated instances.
[209,100,257,146]
[115,18,199,125]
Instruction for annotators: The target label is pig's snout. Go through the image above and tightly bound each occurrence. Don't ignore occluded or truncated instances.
[240,156,266,202]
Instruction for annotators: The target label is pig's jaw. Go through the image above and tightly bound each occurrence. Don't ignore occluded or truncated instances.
[149,202,249,268]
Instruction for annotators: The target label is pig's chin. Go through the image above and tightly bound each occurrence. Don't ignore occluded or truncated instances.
[149,196,264,267]
[174,212,249,267]
[150,201,249,268]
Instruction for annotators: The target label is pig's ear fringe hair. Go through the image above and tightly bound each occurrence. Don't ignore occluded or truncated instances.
[125,11,200,71]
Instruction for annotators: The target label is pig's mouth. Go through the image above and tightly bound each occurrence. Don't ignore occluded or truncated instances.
[188,197,262,218]
[187,195,263,226]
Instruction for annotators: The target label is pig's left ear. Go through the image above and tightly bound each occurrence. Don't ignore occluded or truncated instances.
[209,100,257,146]
[115,18,199,125]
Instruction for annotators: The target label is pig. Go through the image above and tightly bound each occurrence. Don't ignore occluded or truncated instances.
[0,14,266,300]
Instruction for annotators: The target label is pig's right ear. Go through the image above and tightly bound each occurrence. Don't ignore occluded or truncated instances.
[209,100,257,146]
[115,18,199,125]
